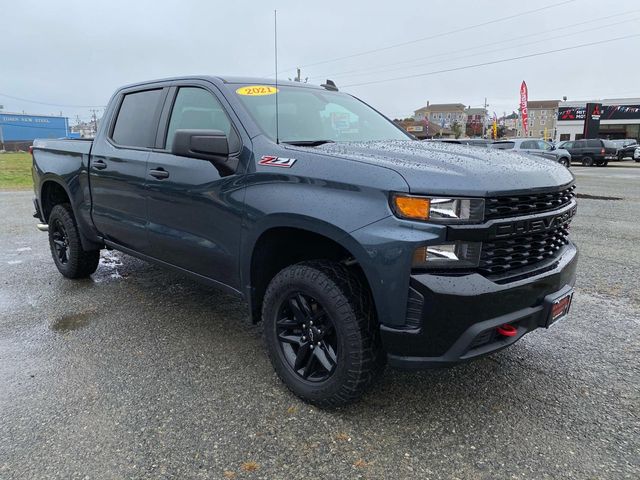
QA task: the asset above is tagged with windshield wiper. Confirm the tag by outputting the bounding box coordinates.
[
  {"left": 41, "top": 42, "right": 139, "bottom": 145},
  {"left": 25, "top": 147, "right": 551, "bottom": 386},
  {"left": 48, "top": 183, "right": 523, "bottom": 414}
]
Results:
[{"left": 282, "top": 140, "right": 335, "bottom": 147}]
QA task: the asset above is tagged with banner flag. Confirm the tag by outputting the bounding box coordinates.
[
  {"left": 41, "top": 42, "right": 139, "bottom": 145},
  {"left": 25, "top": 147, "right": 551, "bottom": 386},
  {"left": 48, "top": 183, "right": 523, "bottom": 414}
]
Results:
[{"left": 520, "top": 81, "right": 529, "bottom": 137}]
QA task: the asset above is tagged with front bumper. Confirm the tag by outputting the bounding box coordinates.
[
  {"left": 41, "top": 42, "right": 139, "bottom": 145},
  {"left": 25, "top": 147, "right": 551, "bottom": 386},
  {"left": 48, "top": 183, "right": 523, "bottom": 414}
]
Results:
[{"left": 381, "top": 243, "right": 578, "bottom": 369}]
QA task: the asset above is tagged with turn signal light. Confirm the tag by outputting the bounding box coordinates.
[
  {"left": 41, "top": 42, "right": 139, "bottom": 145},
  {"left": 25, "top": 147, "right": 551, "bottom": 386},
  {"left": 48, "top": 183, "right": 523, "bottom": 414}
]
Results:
[{"left": 391, "top": 195, "right": 430, "bottom": 221}]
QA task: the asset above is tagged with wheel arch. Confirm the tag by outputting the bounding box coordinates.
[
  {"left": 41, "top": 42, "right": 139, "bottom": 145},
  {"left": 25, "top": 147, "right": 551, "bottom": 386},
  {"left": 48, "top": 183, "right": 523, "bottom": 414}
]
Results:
[
  {"left": 242, "top": 215, "right": 381, "bottom": 325},
  {"left": 39, "top": 176, "right": 103, "bottom": 251}
]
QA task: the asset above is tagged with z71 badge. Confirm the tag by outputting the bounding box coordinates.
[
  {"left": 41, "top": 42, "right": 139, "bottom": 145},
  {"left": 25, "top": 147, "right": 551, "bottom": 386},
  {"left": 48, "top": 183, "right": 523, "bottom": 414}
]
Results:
[{"left": 258, "top": 156, "right": 297, "bottom": 168}]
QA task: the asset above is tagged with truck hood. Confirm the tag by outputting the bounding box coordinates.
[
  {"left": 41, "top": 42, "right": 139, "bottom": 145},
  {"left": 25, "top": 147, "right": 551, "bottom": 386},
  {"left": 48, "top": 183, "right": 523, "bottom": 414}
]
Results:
[{"left": 305, "top": 140, "right": 574, "bottom": 196}]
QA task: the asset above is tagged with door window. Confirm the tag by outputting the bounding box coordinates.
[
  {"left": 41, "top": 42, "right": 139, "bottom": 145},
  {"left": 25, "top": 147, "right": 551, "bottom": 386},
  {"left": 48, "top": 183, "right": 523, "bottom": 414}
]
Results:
[
  {"left": 586, "top": 139, "right": 601, "bottom": 148},
  {"left": 111, "top": 89, "right": 163, "bottom": 148},
  {"left": 166, "top": 87, "right": 233, "bottom": 151}
]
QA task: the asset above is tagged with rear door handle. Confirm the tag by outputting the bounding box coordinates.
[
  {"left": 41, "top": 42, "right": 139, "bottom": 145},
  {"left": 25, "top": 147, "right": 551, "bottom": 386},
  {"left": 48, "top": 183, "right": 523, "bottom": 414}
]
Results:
[
  {"left": 149, "top": 168, "right": 170, "bottom": 179},
  {"left": 93, "top": 159, "right": 107, "bottom": 170}
]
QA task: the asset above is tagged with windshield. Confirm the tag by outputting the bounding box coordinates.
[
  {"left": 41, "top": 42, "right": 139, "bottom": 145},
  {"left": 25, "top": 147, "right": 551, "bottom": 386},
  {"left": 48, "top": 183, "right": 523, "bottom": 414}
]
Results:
[{"left": 233, "top": 84, "right": 410, "bottom": 143}]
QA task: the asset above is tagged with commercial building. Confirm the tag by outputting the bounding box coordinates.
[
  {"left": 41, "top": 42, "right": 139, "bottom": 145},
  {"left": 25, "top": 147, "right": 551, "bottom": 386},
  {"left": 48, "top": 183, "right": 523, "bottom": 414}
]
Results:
[
  {"left": 555, "top": 98, "right": 640, "bottom": 141},
  {"left": 0, "top": 112, "right": 69, "bottom": 150},
  {"left": 465, "top": 107, "right": 488, "bottom": 137},
  {"left": 413, "top": 103, "right": 467, "bottom": 138},
  {"left": 516, "top": 100, "right": 559, "bottom": 140}
]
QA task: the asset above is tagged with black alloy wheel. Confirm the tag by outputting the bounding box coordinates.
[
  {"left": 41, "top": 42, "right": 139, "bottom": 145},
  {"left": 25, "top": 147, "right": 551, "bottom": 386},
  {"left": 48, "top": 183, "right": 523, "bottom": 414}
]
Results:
[
  {"left": 262, "top": 260, "right": 385, "bottom": 408},
  {"left": 50, "top": 218, "right": 70, "bottom": 265},
  {"left": 276, "top": 292, "right": 338, "bottom": 382},
  {"left": 47, "top": 203, "right": 100, "bottom": 278}
]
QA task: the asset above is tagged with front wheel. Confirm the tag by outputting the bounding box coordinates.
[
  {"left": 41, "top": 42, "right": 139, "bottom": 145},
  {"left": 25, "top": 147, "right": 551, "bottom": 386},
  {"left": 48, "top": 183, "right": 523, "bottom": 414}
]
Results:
[
  {"left": 48, "top": 204, "right": 100, "bottom": 279},
  {"left": 581, "top": 156, "right": 594, "bottom": 167},
  {"left": 262, "top": 261, "right": 385, "bottom": 408},
  {"left": 559, "top": 157, "right": 570, "bottom": 168}
]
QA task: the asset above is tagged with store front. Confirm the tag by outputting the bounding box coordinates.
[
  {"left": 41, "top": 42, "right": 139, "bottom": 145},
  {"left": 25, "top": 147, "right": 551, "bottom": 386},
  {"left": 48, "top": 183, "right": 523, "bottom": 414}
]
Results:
[{"left": 556, "top": 100, "right": 640, "bottom": 141}]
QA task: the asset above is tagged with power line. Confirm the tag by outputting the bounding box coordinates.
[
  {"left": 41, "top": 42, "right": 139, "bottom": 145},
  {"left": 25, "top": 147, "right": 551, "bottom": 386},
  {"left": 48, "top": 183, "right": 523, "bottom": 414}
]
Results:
[
  {"left": 278, "top": 0, "right": 576, "bottom": 73},
  {"left": 318, "top": 9, "right": 640, "bottom": 79},
  {"left": 330, "top": 16, "right": 640, "bottom": 81},
  {"left": 343, "top": 34, "right": 640, "bottom": 88},
  {"left": 0, "top": 92, "right": 105, "bottom": 108}
]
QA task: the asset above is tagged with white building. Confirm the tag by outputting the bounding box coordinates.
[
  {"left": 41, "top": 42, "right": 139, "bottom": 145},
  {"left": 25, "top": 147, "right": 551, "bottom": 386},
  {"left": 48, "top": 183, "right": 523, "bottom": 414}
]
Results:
[{"left": 555, "top": 98, "right": 640, "bottom": 142}]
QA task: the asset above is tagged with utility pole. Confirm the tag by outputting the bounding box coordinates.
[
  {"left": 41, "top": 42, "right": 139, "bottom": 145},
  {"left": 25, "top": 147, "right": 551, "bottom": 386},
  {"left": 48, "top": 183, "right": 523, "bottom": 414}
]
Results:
[
  {"left": 89, "top": 109, "right": 99, "bottom": 135},
  {"left": 483, "top": 98, "right": 489, "bottom": 138}
]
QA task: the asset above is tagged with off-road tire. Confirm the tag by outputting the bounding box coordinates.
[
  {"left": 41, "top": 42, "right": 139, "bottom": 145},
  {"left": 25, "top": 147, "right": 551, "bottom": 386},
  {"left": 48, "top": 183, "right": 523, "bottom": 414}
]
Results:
[
  {"left": 48, "top": 204, "right": 100, "bottom": 279},
  {"left": 262, "top": 260, "right": 385, "bottom": 408}
]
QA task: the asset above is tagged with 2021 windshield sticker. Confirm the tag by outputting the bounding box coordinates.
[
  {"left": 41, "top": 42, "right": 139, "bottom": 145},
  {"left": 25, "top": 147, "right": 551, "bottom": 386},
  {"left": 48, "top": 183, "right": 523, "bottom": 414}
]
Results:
[{"left": 236, "top": 85, "right": 279, "bottom": 96}]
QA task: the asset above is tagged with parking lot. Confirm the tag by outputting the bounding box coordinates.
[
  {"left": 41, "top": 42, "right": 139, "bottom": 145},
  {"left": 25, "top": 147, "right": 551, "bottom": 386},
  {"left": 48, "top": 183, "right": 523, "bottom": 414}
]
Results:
[{"left": 1, "top": 165, "right": 638, "bottom": 479}]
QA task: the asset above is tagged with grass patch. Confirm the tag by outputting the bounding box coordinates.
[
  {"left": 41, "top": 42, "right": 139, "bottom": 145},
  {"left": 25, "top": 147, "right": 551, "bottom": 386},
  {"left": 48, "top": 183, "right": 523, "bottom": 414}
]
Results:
[{"left": 0, "top": 152, "right": 33, "bottom": 190}]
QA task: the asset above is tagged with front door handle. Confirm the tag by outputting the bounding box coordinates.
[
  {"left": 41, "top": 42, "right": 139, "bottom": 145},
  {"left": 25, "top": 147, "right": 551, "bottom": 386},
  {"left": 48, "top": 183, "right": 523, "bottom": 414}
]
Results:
[
  {"left": 93, "top": 159, "right": 107, "bottom": 170},
  {"left": 149, "top": 168, "right": 170, "bottom": 179}
]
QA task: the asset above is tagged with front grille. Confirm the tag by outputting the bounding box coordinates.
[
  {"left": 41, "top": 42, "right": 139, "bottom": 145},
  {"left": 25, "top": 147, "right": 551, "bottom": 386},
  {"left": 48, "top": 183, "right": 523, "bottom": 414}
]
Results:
[
  {"left": 479, "top": 222, "right": 571, "bottom": 275},
  {"left": 485, "top": 185, "right": 576, "bottom": 220}
]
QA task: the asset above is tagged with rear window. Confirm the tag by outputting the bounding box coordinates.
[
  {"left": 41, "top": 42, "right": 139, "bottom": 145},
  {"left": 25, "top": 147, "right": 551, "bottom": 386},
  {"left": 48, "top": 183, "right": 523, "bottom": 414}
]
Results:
[
  {"left": 112, "top": 89, "right": 163, "bottom": 148},
  {"left": 491, "top": 142, "right": 514, "bottom": 150}
]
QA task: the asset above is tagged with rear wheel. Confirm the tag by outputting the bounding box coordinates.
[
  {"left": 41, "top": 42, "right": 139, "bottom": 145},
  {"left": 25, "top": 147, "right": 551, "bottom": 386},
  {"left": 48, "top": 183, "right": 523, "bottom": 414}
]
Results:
[
  {"left": 581, "top": 156, "right": 594, "bottom": 167},
  {"left": 48, "top": 204, "right": 100, "bottom": 278},
  {"left": 262, "top": 260, "right": 385, "bottom": 408}
]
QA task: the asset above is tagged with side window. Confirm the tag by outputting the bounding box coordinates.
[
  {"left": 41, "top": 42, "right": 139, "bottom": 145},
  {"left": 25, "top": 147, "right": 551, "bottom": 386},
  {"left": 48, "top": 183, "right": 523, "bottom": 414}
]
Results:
[
  {"left": 521, "top": 140, "right": 535, "bottom": 149},
  {"left": 166, "top": 87, "right": 233, "bottom": 151},
  {"left": 112, "top": 89, "right": 163, "bottom": 147},
  {"left": 563, "top": 142, "right": 574, "bottom": 149},
  {"left": 586, "top": 139, "right": 601, "bottom": 148},
  {"left": 575, "top": 140, "right": 586, "bottom": 148}
]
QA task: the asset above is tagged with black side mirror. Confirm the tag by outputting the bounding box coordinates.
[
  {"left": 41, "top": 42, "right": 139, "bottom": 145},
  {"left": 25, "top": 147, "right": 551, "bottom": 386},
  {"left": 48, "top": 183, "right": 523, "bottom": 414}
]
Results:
[{"left": 171, "top": 129, "right": 238, "bottom": 176}]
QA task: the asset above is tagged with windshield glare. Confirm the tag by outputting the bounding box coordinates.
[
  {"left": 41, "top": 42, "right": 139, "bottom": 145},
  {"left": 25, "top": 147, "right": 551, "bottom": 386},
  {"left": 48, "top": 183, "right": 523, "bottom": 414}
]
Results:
[{"left": 233, "top": 85, "right": 410, "bottom": 143}]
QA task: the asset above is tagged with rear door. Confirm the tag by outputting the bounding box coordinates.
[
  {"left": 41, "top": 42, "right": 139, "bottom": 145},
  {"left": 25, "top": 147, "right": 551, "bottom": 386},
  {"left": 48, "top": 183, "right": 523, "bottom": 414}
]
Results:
[
  {"left": 571, "top": 140, "right": 585, "bottom": 159},
  {"left": 90, "top": 87, "right": 167, "bottom": 252},
  {"left": 145, "top": 83, "right": 247, "bottom": 290}
]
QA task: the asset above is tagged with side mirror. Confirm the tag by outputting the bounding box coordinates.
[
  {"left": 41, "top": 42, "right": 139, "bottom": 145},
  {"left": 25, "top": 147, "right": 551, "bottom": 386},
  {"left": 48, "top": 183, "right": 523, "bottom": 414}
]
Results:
[{"left": 171, "top": 129, "right": 238, "bottom": 176}]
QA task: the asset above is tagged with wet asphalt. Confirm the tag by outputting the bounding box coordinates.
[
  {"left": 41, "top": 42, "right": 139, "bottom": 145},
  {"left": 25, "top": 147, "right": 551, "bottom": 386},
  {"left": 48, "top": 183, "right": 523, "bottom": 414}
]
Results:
[{"left": 0, "top": 165, "right": 638, "bottom": 479}]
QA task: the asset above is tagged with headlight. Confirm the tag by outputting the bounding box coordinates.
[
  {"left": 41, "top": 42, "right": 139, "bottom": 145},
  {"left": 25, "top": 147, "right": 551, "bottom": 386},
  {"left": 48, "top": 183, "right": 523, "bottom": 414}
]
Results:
[
  {"left": 391, "top": 194, "right": 484, "bottom": 223},
  {"left": 412, "top": 241, "right": 481, "bottom": 269}
]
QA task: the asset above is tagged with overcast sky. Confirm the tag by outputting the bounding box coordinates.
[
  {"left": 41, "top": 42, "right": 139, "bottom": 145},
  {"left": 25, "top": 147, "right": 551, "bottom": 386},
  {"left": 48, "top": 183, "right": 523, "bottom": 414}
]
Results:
[{"left": 1, "top": 0, "right": 639, "bottom": 122}]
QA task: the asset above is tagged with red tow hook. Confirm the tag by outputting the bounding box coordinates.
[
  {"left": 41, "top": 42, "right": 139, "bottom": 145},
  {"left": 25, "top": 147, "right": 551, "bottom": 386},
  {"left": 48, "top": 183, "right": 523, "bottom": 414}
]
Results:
[{"left": 496, "top": 324, "right": 517, "bottom": 337}]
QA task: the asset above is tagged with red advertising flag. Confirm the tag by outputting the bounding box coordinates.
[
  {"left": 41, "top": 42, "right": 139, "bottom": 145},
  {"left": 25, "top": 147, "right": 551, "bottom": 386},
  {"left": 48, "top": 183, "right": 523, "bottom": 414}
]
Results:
[{"left": 520, "top": 81, "right": 529, "bottom": 137}]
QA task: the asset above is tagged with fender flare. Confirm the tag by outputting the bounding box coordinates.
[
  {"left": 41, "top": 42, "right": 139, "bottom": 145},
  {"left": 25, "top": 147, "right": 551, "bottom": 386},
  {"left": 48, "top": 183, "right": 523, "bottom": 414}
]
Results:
[{"left": 240, "top": 213, "right": 384, "bottom": 321}]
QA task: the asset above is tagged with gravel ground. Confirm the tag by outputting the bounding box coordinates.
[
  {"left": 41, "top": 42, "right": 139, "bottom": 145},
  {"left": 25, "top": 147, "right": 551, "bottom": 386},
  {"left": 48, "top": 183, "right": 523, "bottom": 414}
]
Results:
[{"left": 0, "top": 166, "right": 638, "bottom": 479}]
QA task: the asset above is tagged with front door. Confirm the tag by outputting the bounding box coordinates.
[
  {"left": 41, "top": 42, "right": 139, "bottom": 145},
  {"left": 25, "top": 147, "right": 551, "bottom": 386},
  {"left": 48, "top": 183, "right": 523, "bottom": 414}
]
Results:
[
  {"left": 90, "top": 87, "right": 166, "bottom": 253},
  {"left": 145, "top": 86, "right": 246, "bottom": 289}
]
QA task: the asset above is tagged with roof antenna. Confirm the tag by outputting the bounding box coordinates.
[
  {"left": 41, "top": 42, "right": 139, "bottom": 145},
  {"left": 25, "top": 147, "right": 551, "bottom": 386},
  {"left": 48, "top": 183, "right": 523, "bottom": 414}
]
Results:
[{"left": 274, "top": 9, "right": 280, "bottom": 145}]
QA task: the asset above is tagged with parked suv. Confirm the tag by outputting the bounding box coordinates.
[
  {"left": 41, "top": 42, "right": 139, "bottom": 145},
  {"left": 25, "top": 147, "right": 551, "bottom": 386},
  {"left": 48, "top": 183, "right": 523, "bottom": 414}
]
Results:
[
  {"left": 611, "top": 139, "right": 639, "bottom": 160},
  {"left": 560, "top": 139, "right": 617, "bottom": 166},
  {"left": 490, "top": 138, "right": 571, "bottom": 167}
]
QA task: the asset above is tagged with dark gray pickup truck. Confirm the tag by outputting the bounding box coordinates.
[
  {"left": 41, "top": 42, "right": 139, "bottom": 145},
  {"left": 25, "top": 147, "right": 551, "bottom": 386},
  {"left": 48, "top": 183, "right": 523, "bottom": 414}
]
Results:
[{"left": 32, "top": 76, "right": 578, "bottom": 407}]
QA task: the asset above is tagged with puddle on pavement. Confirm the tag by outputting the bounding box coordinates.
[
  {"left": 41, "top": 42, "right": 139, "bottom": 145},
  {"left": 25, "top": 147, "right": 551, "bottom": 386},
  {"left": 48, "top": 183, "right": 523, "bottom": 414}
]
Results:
[{"left": 51, "top": 312, "right": 93, "bottom": 332}]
